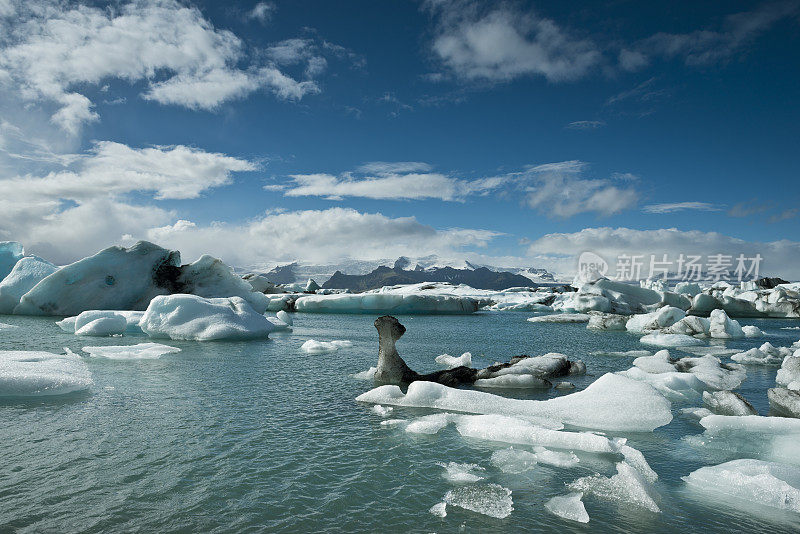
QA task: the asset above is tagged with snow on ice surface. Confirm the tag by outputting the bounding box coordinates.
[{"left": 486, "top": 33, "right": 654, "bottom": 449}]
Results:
[
  {"left": 139, "top": 294, "right": 275, "bottom": 341},
  {"left": 527, "top": 313, "right": 589, "bottom": 323},
  {"left": 443, "top": 483, "right": 513, "bottom": 519},
  {"left": 569, "top": 461, "right": 661, "bottom": 513},
  {"left": 14, "top": 241, "right": 179, "bottom": 316},
  {"left": 300, "top": 339, "right": 353, "bottom": 354},
  {"left": 683, "top": 459, "right": 800, "bottom": 513},
  {"left": 437, "top": 461, "right": 485, "bottom": 483},
  {"left": 294, "top": 291, "right": 479, "bottom": 315},
  {"left": 435, "top": 352, "right": 472, "bottom": 369},
  {"left": 639, "top": 333, "right": 704, "bottom": 347},
  {"left": 544, "top": 492, "right": 590, "bottom": 523},
  {"left": 0, "top": 256, "right": 58, "bottom": 314},
  {"left": 175, "top": 254, "right": 270, "bottom": 314},
  {"left": 82, "top": 343, "right": 181, "bottom": 360},
  {"left": 357, "top": 373, "right": 673, "bottom": 432},
  {"left": 0, "top": 350, "right": 92, "bottom": 397}
]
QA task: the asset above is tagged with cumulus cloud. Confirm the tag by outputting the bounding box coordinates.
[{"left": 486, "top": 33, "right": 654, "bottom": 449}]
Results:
[
  {"left": 0, "top": 0, "right": 327, "bottom": 133},
  {"left": 527, "top": 227, "right": 800, "bottom": 279},
  {"left": 274, "top": 164, "right": 506, "bottom": 201},
  {"left": 522, "top": 162, "right": 640, "bottom": 217},
  {"left": 140, "top": 207, "right": 502, "bottom": 267},
  {"left": 643, "top": 202, "right": 723, "bottom": 214},
  {"left": 425, "top": 0, "right": 601, "bottom": 83},
  {"left": 630, "top": 2, "right": 799, "bottom": 68},
  {"left": 248, "top": 2, "right": 276, "bottom": 23}
]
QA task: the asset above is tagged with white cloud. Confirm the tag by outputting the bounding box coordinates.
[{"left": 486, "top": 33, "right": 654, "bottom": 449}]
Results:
[
  {"left": 635, "top": 2, "right": 799, "bottom": 67},
  {"left": 565, "top": 120, "right": 605, "bottom": 130},
  {"left": 248, "top": 2, "right": 276, "bottom": 24},
  {"left": 0, "top": 0, "right": 323, "bottom": 133},
  {"left": 522, "top": 162, "right": 639, "bottom": 217},
  {"left": 527, "top": 227, "right": 800, "bottom": 280},
  {"left": 356, "top": 161, "right": 433, "bottom": 174},
  {"left": 426, "top": 0, "right": 601, "bottom": 83},
  {"left": 643, "top": 202, "right": 723, "bottom": 214},
  {"left": 141, "top": 207, "right": 502, "bottom": 267}
]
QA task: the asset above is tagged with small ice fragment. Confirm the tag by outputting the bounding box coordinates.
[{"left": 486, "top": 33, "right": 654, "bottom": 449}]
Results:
[
  {"left": 82, "top": 342, "right": 180, "bottom": 360},
  {"left": 437, "top": 462, "right": 485, "bottom": 483},
  {"left": 300, "top": 339, "right": 353, "bottom": 354},
  {"left": 544, "top": 492, "right": 589, "bottom": 523},
  {"left": 429, "top": 502, "right": 447, "bottom": 518},
  {"left": 435, "top": 352, "right": 472, "bottom": 369},
  {"left": 371, "top": 404, "right": 393, "bottom": 417},
  {"left": 533, "top": 446, "right": 580, "bottom": 468},
  {"left": 443, "top": 483, "right": 513, "bottom": 519},
  {"left": 352, "top": 367, "right": 377, "bottom": 380},
  {"left": 490, "top": 447, "right": 537, "bottom": 474}
]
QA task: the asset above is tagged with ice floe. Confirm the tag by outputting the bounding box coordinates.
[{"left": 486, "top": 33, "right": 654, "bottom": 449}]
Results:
[
  {"left": 569, "top": 461, "right": 661, "bottom": 513},
  {"left": 74, "top": 313, "right": 127, "bottom": 336},
  {"left": 639, "top": 333, "right": 703, "bottom": 347},
  {"left": 626, "top": 307, "right": 686, "bottom": 333},
  {"left": 702, "top": 390, "right": 757, "bottom": 416},
  {"left": 776, "top": 351, "right": 800, "bottom": 390},
  {"left": 683, "top": 459, "right": 800, "bottom": 513},
  {"left": 490, "top": 447, "right": 538, "bottom": 473},
  {"left": 443, "top": 483, "right": 513, "bottom": 519},
  {"left": 767, "top": 388, "right": 800, "bottom": 418},
  {"left": 587, "top": 313, "right": 628, "bottom": 331},
  {"left": 357, "top": 373, "right": 673, "bottom": 432},
  {"left": 371, "top": 404, "right": 393, "bottom": 417},
  {"left": 544, "top": 492, "right": 589, "bottom": 523},
  {"left": 82, "top": 342, "right": 181, "bottom": 359},
  {"left": 139, "top": 294, "right": 275, "bottom": 341},
  {"left": 293, "top": 286, "right": 480, "bottom": 314},
  {"left": 437, "top": 461, "right": 485, "bottom": 483},
  {"left": 435, "top": 352, "right": 472, "bottom": 369},
  {"left": 0, "top": 350, "right": 92, "bottom": 397},
  {"left": 527, "top": 313, "right": 589, "bottom": 323},
  {"left": 686, "top": 414, "right": 800, "bottom": 464},
  {"left": 731, "top": 341, "right": 794, "bottom": 365},
  {"left": 300, "top": 339, "right": 353, "bottom": 354},
  {"left": 428, "top": 502, "right": 447, "bottom": 517}
]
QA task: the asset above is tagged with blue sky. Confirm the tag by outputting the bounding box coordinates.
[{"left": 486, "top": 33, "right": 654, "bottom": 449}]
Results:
[{"left": 0, "top": 0, "right": 798, "bottom": 277}]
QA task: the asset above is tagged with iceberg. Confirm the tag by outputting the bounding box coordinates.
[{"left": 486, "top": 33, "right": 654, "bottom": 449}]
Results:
[
  {"left": 0, "top": 350, "right": 92, "bottom": 397},
  {"left": 683, "top": 459, "right": 800, "bottom": 513},
  {"left": 639, "top": 333, "right": 703, "bottom": 347},
  {"left": 702, "top": 390, "right": 757, "bottom": 416},
  {"left": 0, "top": 256, "right": 58, "bottom": 314},
  {"left": 139, "top": 294, "right": 275, "bottom": 341},
  {"left": 173, "top": 254, "right": 269, "bottom": 314},
  {"left": 0, "top": 241, "right": 24, "bottom": 281},
  {"left": 768, "top": 388, "right": 800, "bottom": 418},
  {"left": 587, "top": 313, "right": 628, "bottom": 331},
  {"left": 357, "top": 373, "right": 673, "bottom": 432},
  {"left": 300, "top": 339, "right": 353, "bottom": 354},
  {"left": 435, "top": 352, "right": 472, "bottom": 369},
  {"left": 75, "top": 313, "right": 127, "bottom": 336},
  {"left": 82, "top": 342, "right": 181, "bottom": 359},
  {"left": 626, "top": 307, "right": 686, "bottom": 333},
  {"left": 776, "top": 352, "right": 800, "bottom": 390},
  {"left": 58, "top": 310, "right": 145, "bottom": 335},
  {"left": 732, "top": 342, "right": 794, "bottom": 365}
]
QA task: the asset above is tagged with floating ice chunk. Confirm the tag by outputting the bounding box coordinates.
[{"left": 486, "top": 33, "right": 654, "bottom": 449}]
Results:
[
  {"left": 490, "top": 447, "right": 538, "bottom": 473},
  {"left": 405, "top": 413, "right": 456, "bottom": 434},
  {"left": 569, "top": 461, "right": 660, "bottom": 513},
  {"left": 626, "top": 307, "right": 686, "bottom": 333},
  {"left": 139, "top": 294, "right": 275, "bottom": 341},
  {"left": 683, "top": 459, "right": 800, "bottom": 513},
  {"left": 776, "top": 354, "right": 800, "bottom": 390},
  {"left": 380, "top": 419, "right": 406, "bottom": 427},
  {"left": 700, "top": 414, "right": 800, "bottom": 435},
  {"left": 438, "top": 462, "right": 485, "bottom": 483},
  {"left": 592, "top": 350, "right": 652, "bottom": 358},
  {"left": 680, "top": 407, "right": 714, "bottom": 419},
  {"left": 474, "top": 374, "right": 552, "bottom": 389},
  {"left": 742, "top": 325, "right": 763, "bottom": 337},
  {"left": 709, "top": 309, "right": 745, "bottom": 339},
  {"left": 675, "top": 282, "right": 702, "bottom": 297},
  {"left": 587, "top": 313, "right": 628, "bottom": 330},
  {"left": 429, "top": 502, "right": 447, "bottom": 517},
  {"left": 300, "top": 339, "right": 353, "bottom": 354},
  {"left": 615, "top": 442, "right": 658, "bottom": 483},
  {"left": 173, "top": 254, "right": 270, "bottom": 314},
  {"left": 82, "top": 342, "right": 180, "bottom": 360},
  {"left": 0, "top": 256, "right": 58, "bottom": 314},
  {"left": 544, "top": 492, "right": 590, "bottom": 523},
  {"left": 357, "top": 373, "right": 673, "bottom": 432},
  {"left": 443, "top": 483, "right": 513, "bottom": 519},
  {"left": 435, "top": 352, "right": 472, "bottom": 369},
  {"left": 455, "top": 415, "right": 618, "bottom": 454},
  {"left": 675, "top": 345, "right": 741, "bottom": 357},
  {"left": 56, "top": 316, "right": 76, "bottom": 332},
  {"left": 665, "top": 315, "right": 711, "bottom": 337},
  {"left": 276, "top": 310, "right": 293, "bottom": 326},
  {"left": 527, "top": 313, "right": 589, "bottom": 323},
  {"left": 533, "top": 446, "right": 580, "bottom": 468},
  {"left": 768, "top": 388, "right": 800, "bottom": 418},
  {"left": 633, "top": 350, "right": 676, "bottom": 374},
  {"left": 75, "top": 313, "right": 127, "bottom": 336},
  {"left": 619, "top": 367, "right": 707, "bottom": 402},
  {"left": 702, "top": 390, "right": 757, "bottom": 416},
  {"left": 371, "top": 404, "right": 393, "bottom": 417},
  {"left": 731, "top": 343, "right": 787, "bottom": 365},
  {"left": 60, "top": 310, "right": 144, "bottom": 334},
  {"left": 0, "top": 241, "right": 24, "bottom": 281},
  {"left": 266, "top": 316, "right": 292, "bottom": 331},
  {"left": 0, "top": 350, "right": 92, "bottom": 397},
  {"left": 294, "top": 292, "right": 479, "bottom": 315},
  {"left": 677, "top": 355, "right": 746, "bottom": 391},
  {"left": 639, "top": 333, "right": 703, "bottom": 347},
  {"left": 352, "top": 367, "right": 377, "bottom": 380},
  {"left": 555, "top": 381, "right": 574, "bottom": 390}
]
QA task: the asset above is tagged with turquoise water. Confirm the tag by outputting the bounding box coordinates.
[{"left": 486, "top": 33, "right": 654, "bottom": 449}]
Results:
[{"left": 1, "top": 312, "right": 800, "bottom": 533}]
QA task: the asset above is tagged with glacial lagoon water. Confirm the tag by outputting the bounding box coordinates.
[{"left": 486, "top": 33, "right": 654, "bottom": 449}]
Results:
[{"left": 2, "top": 312, "right": 800, "bottom": 533}]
